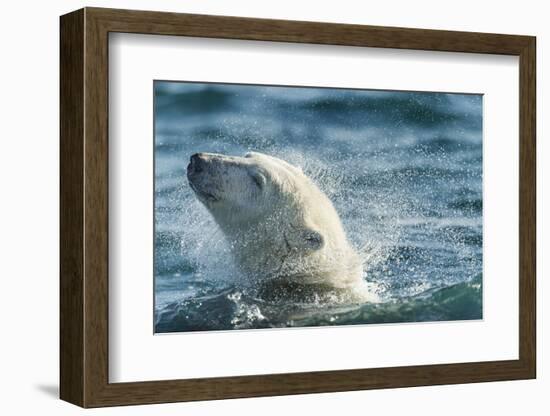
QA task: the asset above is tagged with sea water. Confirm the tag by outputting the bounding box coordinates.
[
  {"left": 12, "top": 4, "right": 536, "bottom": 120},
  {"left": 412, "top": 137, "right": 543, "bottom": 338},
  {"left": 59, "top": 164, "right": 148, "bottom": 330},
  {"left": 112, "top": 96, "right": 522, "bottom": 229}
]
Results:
[{"left": 153, "top": 81, "right": 483, "bottom": 333}]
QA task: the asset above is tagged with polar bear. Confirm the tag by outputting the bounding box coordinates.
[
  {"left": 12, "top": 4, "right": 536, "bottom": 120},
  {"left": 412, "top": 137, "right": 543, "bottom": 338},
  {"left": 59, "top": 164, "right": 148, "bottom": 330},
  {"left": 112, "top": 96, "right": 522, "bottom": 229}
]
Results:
[{"left": 186, "top": 151, "right": 367, "bottom": 300}]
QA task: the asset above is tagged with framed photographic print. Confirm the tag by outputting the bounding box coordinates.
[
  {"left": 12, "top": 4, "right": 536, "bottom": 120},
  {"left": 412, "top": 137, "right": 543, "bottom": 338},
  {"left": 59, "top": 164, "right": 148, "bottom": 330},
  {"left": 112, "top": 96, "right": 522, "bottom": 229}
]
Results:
[{"left": 60, "top": 7, "right": 536, "bottom": 407}]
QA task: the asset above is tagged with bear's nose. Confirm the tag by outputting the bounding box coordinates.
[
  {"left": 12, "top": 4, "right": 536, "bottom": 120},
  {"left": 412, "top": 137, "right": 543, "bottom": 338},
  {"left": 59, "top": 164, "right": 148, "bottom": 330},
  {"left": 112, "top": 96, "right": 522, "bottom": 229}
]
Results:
[{"left": 188, "top": 153, "right": 206, "bottom": 174}]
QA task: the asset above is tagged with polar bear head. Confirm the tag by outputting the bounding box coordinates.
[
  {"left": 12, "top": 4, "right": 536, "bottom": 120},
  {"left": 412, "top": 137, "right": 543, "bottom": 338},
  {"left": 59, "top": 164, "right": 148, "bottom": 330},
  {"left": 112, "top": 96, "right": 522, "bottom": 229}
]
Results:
[
  {"left": 186, "top": 151, "right": 362, "bottom": 288},
  {"left": 187, "top": 151, "right": 326, "bottom": 251}
]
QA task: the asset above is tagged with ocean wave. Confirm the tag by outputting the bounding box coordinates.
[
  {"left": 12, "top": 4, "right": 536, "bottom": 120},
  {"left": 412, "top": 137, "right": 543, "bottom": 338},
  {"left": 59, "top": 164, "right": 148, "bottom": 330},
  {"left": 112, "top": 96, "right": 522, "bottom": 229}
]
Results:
[{"left": 154, "top": 274, "right": 482, "bottom": 333}]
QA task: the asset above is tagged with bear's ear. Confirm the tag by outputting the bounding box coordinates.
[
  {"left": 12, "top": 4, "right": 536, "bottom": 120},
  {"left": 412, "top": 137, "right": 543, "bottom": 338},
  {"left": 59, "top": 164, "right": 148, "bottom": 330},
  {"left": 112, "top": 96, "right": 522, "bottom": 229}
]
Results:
[
  {"left": 302, "top": 229, "right": 324, "bottom": 250},
  {"left": 287, "top": 227, "right": 324, "bottom": 251}
]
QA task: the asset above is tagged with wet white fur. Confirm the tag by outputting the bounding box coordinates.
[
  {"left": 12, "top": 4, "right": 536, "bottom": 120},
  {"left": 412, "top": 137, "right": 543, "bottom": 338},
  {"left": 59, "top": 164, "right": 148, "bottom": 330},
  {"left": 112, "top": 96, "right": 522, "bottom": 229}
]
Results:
[{"left": 188, "top": 151, "right": 369, "bottom": 298}]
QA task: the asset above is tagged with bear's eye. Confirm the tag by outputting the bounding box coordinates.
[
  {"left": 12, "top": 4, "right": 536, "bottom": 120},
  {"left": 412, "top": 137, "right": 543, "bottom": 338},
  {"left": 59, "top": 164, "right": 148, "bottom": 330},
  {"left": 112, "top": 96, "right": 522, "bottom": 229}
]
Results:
[{"left": 250, "top": 172, "right": 265, "bottom": 190}]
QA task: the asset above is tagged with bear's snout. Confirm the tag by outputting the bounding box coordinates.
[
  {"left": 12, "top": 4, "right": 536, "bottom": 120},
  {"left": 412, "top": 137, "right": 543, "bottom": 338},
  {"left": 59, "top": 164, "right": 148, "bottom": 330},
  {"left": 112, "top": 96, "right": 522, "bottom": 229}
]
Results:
[{"left": 188, "top": 153, "right": 208, "bottom": 175}]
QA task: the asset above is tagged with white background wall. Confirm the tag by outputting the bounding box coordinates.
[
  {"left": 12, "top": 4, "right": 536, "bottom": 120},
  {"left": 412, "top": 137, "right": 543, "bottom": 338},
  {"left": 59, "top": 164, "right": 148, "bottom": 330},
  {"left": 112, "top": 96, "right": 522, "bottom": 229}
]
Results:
[{"left": 0, "top": 0, "right": 545, "bottom": 414}]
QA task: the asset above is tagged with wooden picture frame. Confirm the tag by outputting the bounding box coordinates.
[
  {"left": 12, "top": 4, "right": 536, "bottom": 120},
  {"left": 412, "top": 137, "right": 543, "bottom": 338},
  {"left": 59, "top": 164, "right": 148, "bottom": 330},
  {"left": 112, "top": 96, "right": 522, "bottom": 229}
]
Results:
[{"left": 60, "top": 7, "right": 536, "bottom": 408}]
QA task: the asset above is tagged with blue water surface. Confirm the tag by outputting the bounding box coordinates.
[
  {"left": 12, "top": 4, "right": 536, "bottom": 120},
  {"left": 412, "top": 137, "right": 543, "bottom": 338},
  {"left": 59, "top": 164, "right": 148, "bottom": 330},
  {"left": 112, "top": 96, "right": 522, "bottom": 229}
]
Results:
[{"left": 153, "top": 81, "right": 483, "bottom": 333}]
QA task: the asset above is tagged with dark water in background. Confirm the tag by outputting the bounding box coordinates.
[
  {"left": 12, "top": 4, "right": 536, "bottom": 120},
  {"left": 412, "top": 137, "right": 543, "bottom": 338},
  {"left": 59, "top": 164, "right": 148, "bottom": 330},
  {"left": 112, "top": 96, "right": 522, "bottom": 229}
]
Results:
[{"left": 153, "top": 81, "right": 483, "bottom": 333}]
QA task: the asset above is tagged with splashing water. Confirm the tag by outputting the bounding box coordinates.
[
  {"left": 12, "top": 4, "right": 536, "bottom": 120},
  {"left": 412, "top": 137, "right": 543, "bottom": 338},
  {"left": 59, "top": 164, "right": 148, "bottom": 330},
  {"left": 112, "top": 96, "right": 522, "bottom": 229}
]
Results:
[{"left": 154, "top": 82, "right": 483, "bottom": 333}]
